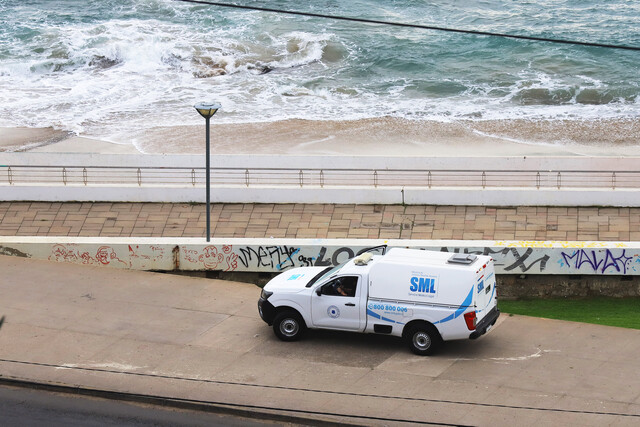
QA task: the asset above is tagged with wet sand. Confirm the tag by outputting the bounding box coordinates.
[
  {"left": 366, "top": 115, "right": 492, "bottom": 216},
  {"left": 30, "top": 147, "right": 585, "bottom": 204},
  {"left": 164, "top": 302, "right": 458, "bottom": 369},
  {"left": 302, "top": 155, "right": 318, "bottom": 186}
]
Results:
[
  {"left": 2, "top": 117, "right": 639, "bottom": 157},
  {"left": 0, "top": 127, "right": 139, "bottom": 154},
  {"left": 0, "top": 127, "right": 71, "bottom": 152}
]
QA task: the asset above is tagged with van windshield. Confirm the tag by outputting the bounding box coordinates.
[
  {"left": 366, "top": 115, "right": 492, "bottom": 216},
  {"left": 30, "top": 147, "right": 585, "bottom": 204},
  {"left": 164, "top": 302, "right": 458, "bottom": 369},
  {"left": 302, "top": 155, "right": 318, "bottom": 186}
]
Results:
[{"left": 305, "top": 261, "right": 347, "bottom": 288}]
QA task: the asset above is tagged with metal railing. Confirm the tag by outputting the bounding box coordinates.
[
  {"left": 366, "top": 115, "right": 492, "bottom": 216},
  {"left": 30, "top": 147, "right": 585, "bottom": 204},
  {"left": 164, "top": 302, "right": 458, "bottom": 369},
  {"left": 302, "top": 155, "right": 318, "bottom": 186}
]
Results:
[{"left": 2, "top": 165, "right": 640, "bottom": 190}]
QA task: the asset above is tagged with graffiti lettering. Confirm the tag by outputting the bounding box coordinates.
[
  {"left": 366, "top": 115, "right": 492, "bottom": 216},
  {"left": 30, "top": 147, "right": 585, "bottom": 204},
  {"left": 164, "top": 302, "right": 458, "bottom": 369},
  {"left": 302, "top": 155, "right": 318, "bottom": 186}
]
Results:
[
  {"left": 298, "top": 254, "right": 315, "bottom": 267},
  {"left": 50, "top": 244, "right": 80, "bottom": 263},
  {"left": 440, "top": 247, "right": 549, "bottom": 273},
  {"left": 183, "top": 248, "right": 200, "bottom": 264},
  {"left": 503, "top": 248, "right": 550, "bottom": 273},
  {"left": 314, "top": 247, "right": 332, "bottom": 267},
  {"left": 560, "top": 249, "right": 633, "bottom": 274},
  {"left": 331, "top": 247, "right": 354, "bottom": 265},
  {"left": 237, "top": 245, "right": 300, "bottom": 271},
  {"left": 49, "top": 244, "right": 128, "bottom": 267},
  {"left": 4, "top": 242, "right": 635, "bottom": 276}
]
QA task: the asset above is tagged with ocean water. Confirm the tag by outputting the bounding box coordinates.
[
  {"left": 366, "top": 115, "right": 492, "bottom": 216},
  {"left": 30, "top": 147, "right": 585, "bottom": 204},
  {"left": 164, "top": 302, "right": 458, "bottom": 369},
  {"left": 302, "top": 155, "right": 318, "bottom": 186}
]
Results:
[{"left": 0, "top": 0, "right": 639, "bottom": 143}]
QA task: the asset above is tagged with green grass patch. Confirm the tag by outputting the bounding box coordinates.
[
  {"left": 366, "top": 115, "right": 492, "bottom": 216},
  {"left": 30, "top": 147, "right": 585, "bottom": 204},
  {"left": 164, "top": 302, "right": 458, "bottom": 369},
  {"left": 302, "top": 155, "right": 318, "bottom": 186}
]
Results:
[{"left": 499, "top": 297, "right": 640, "bottom": 329}]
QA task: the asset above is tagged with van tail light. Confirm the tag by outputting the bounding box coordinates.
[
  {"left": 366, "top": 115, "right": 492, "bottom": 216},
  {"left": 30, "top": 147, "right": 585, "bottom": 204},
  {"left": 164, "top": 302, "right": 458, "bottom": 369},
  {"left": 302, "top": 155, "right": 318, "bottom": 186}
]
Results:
[{"left": 464, "top": 311, "right": 477, "bottom": 330}]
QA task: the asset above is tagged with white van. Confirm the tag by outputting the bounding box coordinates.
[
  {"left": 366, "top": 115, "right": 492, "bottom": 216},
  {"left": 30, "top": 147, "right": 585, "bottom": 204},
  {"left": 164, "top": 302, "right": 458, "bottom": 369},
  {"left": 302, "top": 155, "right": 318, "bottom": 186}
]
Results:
[{"left": 258, "top": 247, "right": 499, "bottom": 355}]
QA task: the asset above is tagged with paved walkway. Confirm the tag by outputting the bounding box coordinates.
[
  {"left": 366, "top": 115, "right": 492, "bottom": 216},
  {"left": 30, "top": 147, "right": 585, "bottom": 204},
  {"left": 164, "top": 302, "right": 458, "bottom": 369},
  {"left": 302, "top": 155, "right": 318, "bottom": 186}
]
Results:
[
  {"left": 0, "top": 202, "right": 638, "bottom": 241},
  {"left": 2, "top": 255, "right": 639, "bottom": 425}
]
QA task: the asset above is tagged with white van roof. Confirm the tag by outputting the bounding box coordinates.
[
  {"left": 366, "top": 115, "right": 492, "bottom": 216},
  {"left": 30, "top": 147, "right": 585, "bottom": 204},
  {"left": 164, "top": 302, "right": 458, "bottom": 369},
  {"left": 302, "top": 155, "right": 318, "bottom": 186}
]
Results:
[
  {"left": 338, "top": 247, "right": 489, "bottom": 277},
  {"left": 383, "top": 247, "right": 487, "bottom": 268}
]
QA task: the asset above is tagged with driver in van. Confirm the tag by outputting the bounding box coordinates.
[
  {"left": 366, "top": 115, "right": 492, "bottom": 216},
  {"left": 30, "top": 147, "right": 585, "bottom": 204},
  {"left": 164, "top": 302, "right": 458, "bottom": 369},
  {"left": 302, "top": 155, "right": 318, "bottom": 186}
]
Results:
[{"left": 335, "top": 279, "right": 348, "bottom": 296}]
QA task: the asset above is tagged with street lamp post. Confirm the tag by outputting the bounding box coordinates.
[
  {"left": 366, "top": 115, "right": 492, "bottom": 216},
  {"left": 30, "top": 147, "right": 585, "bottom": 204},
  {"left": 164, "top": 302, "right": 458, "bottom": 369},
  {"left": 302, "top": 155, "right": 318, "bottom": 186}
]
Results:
[{"left": 194, "top": 102, "right": 221, "bottom": 242}]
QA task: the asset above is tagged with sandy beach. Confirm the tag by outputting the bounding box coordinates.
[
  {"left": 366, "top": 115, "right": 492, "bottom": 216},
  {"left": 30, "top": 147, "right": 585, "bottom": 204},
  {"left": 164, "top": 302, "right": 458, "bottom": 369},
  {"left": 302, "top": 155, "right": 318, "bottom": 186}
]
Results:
[
  {"left": 1, "top": 118, "right": 639, "bottom": 157},
  {"left": 0, "top": 127, "right": 140, "bottom": 154}
]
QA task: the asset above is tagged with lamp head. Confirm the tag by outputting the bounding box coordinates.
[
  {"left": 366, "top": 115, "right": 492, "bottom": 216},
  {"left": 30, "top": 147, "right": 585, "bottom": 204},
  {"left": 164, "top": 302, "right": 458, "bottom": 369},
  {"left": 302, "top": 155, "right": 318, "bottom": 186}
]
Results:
[{"left": 194, "top": 102, "right": 221, "bottom": 119}]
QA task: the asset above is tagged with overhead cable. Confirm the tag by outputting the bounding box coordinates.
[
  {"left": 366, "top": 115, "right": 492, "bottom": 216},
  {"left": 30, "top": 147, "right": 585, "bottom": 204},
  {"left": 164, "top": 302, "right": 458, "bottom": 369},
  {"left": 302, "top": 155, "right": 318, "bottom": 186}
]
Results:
[{"left": 172, "top": 0, "right": 640, "bottom": 51}]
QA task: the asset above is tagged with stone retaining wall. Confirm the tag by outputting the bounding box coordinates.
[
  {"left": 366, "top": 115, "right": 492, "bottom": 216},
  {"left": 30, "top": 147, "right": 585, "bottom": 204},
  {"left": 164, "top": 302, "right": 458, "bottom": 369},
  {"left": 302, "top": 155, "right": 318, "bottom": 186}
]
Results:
[
  {"left": 1, "top": 237, "right": 639, "bottom": 276},
  {"left": 3, "top": 237, "right": 639, "bottom": 297}
]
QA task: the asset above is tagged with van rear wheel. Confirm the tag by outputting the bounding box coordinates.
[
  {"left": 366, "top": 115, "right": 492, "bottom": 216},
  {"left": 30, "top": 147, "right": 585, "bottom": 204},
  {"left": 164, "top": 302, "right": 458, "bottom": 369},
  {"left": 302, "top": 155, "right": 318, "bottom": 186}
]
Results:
[
  {"left": 273, "top": 311, "right": 306, "bottom": 341},
  {"left": 406, "top": 324, "right": 441, "bottom": 356}
]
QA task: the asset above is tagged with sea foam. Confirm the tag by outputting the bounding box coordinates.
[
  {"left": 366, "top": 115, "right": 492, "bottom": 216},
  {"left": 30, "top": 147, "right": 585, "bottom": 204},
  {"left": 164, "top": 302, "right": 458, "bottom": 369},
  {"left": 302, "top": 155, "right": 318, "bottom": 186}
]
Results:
[{"left": 0, "top": 0, "right": 638, "bottom": 145}]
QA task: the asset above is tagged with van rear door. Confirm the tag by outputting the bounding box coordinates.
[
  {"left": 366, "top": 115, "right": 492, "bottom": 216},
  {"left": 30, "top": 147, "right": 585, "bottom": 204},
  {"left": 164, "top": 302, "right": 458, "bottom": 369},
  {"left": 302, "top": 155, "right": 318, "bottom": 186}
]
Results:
[{"left": 475, "top": 259, "right": 497, "bottom": 323}]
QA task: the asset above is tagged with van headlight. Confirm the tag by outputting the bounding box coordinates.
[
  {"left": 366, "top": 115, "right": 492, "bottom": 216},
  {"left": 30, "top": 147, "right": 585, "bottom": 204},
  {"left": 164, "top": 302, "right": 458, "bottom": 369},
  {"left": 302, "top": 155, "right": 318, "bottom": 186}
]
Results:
[{"left": 261, "top": 289, "right": 273, "bottom": 300}]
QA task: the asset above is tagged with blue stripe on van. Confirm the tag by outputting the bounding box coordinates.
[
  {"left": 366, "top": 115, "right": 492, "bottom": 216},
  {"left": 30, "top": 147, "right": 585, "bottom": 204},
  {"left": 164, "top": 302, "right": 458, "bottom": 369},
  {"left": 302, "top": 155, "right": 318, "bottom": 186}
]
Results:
[
  {"left": 367, "top": 309, "right": 381, "bottom": 319},
  {"left": 433, "top": 286, "right": 474, "bottom": 325},
  {"left": 367, "top": 309, "right": 405, "bottom": 325}
]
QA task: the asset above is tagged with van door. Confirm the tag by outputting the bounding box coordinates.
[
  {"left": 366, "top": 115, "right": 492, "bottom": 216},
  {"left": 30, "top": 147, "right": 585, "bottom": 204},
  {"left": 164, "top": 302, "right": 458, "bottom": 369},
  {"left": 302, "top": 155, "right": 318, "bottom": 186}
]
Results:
[
  {"left": 311, "top": 276, "right": 361, "bottom": 331},
  {"left": 475, "top": 261, "right": 497, "bottom": 321}
]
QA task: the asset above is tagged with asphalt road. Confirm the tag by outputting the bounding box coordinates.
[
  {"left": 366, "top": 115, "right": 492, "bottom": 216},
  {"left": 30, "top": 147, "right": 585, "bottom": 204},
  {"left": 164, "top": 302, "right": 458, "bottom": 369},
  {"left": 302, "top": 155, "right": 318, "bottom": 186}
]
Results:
[{"left": 0, "top": 384, "right": 283, "bottom": 427}]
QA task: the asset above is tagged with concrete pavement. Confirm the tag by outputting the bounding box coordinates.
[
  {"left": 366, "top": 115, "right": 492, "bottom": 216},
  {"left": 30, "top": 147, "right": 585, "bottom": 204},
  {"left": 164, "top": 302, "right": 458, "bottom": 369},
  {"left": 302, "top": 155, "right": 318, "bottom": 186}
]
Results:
[
  {"left": 1, "top": 202, "right": 639, "bottom": 241},
  {"left": 1, "top": 255, "right": 638, "bottom": 426}
]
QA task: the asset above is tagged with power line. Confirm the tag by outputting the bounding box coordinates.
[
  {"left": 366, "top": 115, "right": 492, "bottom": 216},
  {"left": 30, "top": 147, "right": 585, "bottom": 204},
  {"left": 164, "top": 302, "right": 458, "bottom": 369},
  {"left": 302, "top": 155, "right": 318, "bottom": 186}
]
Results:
[{"left": 172, "top": 0, "right": 640, "bottom": 51}]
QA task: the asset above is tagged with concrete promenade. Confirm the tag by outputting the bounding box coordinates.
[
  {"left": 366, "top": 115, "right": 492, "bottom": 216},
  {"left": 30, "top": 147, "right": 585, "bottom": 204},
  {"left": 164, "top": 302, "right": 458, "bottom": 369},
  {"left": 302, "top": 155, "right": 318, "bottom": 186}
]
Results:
[
  {"left": 1, "top": 255, "right": 639, "bottom": 426},
  {"left": 1, "top": 202, "right": 639, "bottom": 241}
]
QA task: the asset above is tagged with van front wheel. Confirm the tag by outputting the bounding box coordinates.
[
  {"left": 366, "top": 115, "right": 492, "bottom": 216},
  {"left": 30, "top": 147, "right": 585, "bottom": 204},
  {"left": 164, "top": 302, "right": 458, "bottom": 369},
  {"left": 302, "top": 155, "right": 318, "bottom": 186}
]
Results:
[
  {"left": 406, "top": 324, "right": 441, "bottom": 356},
  {"left": 273, "top": 311, "right": 306, "bottom": 341}
]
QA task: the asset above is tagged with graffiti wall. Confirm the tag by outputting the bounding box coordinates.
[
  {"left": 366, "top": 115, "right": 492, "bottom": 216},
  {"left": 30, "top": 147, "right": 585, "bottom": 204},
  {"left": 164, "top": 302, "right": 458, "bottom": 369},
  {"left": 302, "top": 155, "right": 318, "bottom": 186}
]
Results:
[
  {"left": 1, "top": 239, "right": 639, "bottom": 275},
  {"left": 438, "top": 243, "right": 640, "bottom": 276},
  {"left": 178, "top": 244, "right": 377, "bottom": 271}
]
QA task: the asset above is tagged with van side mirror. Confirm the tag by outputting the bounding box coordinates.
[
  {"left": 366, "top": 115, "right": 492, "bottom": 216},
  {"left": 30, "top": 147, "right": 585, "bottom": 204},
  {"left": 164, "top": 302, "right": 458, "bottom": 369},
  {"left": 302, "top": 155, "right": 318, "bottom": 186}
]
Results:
[{"left": 316, "top": 288, "right": 322, "bottom": 296}]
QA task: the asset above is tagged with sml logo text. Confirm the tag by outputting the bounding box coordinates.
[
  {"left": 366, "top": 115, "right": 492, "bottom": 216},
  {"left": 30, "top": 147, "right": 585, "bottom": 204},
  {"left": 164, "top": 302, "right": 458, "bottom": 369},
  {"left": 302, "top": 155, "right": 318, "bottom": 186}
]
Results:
[{"left": 410, "top": 276, "right": 436, "bottom": 294}]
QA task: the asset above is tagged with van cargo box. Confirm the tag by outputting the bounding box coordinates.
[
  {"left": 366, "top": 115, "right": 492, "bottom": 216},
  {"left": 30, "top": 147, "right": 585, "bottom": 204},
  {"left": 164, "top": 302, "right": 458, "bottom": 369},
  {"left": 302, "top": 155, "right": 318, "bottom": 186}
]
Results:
[{"left": 367, "top": 248, "right": 490, "bottom": 306}]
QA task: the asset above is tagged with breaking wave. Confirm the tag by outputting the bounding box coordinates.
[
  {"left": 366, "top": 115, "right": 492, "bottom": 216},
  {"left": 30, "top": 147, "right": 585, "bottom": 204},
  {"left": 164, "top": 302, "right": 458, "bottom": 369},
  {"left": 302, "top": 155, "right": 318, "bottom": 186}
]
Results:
[{"left": 0, "top": 0, "right": 639, "bottom": 142}]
